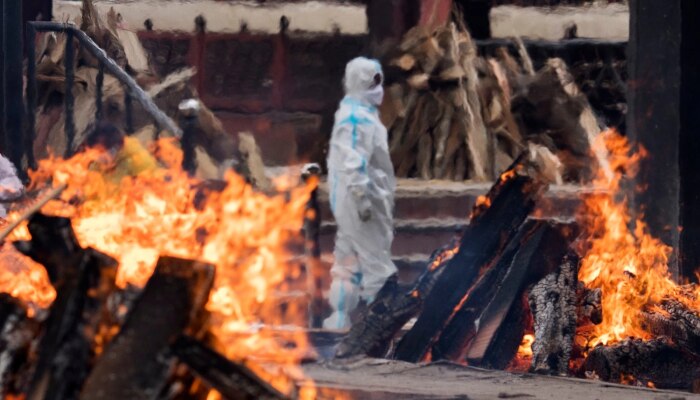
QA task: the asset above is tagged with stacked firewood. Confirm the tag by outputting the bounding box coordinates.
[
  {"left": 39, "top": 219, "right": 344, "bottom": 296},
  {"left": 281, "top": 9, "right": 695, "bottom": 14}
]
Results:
[
  {"left": 31, "top": 0, "right": 261, "bottom": 182},
  {"left": 383, "top": 21, "right": 602, "bottom": 182}
]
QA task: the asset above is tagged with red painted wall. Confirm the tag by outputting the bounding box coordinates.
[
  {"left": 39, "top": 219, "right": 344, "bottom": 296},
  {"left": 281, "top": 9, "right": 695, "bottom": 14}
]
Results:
[{"left": 419, "top": 0, "right": 453, "bottom": 29}]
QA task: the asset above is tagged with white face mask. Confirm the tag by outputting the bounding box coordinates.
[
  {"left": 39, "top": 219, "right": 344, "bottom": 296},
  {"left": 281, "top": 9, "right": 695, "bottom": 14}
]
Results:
[{"left": 364, "top": 85, "right": 384, "bottom": 106}]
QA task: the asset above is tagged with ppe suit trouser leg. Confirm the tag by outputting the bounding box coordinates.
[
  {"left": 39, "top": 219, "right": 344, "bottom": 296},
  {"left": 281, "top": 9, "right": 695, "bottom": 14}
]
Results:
[
  {"left": 324, "top": 230, "right": 361, "bottom": 330},
  {"left": 354, "top": 216, "right": 397, "bottom": 303}
]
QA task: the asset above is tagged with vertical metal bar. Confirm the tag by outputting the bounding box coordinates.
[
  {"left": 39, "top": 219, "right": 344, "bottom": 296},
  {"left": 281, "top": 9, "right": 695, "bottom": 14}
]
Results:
[
  {"left": 4, "top": 0, "right": 26, "bottom": 177},
  {"left": 64, "top": 29, "right": 76, "bottom": 158},
  {"left": 95, "top": 63, "right": 104, "bottom": 121},
  {"left": 124, "top": 90, "right": 133, "bottom": 134},
  {"left": 301, "top": 163, "right": 322, "bottom": 328},
  {"left": 177, "top": 99, "right": 199, "bottom": 175},
  {"left": 25, "top": 23, "right": 38, "bottom": 170},
  {"left": 0, "top": 1, "right": 6, "bottom": 155},
  {"left": 180, "top": 116, "right": 197, "bottom": 175}
]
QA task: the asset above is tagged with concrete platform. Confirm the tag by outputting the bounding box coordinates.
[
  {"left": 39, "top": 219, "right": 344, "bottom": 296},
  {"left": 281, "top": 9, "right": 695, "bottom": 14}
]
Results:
[
  {"left": 303, "top": 358, "right": 699, "bottom": 400},
  {"left": 317, "top": 179, "right": 595, "bottom": 275}
]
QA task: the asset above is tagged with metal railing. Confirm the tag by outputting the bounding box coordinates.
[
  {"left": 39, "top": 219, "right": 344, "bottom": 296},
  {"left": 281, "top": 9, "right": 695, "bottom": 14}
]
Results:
[{"left": 25, "top": 22, "right": 185, "bottom": 169}]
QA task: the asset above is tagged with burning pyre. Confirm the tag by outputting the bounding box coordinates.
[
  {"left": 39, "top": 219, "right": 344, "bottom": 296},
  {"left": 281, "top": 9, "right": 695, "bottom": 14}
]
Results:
[{"left": 1, "top": 138, "right": 318, "bottom": 398}]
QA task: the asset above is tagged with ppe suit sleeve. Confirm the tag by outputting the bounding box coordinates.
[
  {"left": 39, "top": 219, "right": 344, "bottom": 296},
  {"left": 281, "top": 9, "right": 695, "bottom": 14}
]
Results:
[
  {"left": 0, "top": 155, "right": 23, "bottom": 201},
  {"left": 332, "top": 122, "right": 373, "bottom": 195}
]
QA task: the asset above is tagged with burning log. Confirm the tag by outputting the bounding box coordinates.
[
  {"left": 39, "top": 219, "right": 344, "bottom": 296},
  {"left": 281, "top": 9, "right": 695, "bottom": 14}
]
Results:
[
  {"left": 81, "top": 256, "right": 214, "bottom": 400},
  {"left": 172, "top": 335, "right": 289, "bottom": 400},
  {"left": 527, "top": 252, "right": 579, "bottom": 375},
  {"left": 392, "top": 151, "right": 551, "bottom": 363},
  {"left": 0, "top": 183, "right": 67, "bottom": 242},
  {"left": 583, "top": 337, "right": 700, "bottom": 390},
  {"left": 431, "top": 220, "right": 574, "bottom": 365},
  {"left": 640, "top": 298, "right": 700, "bottom": 354},
  {"left": 339, "top": 144, "right": 559, "bottom": 360},
  {"left": 462, "top": 221, "right": 575, "bottom": 369},
  {"left": 20, "top": 214, "right": 117, "bottom": 400}
]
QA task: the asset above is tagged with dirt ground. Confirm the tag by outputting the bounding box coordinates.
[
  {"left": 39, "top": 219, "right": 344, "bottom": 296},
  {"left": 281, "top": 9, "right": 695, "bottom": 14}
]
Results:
[{"left": 303, "top": 358, "right": 698, "bottom": 400}]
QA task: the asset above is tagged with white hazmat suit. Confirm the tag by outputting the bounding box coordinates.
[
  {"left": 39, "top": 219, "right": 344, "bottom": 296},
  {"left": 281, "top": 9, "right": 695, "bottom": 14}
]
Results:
[{"left": 324, "top": 57, "right": 397, "bottom": 330}]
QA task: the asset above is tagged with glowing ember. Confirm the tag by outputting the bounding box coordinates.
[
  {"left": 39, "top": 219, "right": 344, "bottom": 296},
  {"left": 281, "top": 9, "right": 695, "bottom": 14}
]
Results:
[
  {"left": 577, "top": 129, "right": 698, "bottom": 348},
  {"left": 3, "top": 138, "right": 315, "bottom": 395},
  {"left": 517, "top": 334, "right": 534, "bottom": 358}
]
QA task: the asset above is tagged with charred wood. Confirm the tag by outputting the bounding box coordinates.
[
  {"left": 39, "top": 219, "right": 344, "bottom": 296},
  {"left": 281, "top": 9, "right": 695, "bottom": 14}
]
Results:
[
  {"left": 14, "top": 213, "right": 82, "bottom": 283},
  {"left": 432, "top": 219, "right": 543, "bottom": 362},
  {"left": 393, "top": 155, "right": 548, "bottom": 363},
  {"left": 640, "top": 298, "right": 700, "bottom": 354},
  {"left": 583, "top": 337, "right": 700, "bottom": 390},
  {"left": 577, "top": 286, "right": 602, "bottom": 326},
  {"left": 0, "top": 294, "right": 35, "bottom": 398},
  {"left": 172, "top": 335, "right": 289, "bottom": 400},
  {"left": 464, "top": 221, "right": 574, "bottom": 369},
  {"left": 81, "top": 257, "right": 214, "bottom": 400},
  {"left": 528, "top": 252, "right": 579, "bottom": 375},
  {"left": 23, "top": 214, "right": 117, "bottom": 400}
]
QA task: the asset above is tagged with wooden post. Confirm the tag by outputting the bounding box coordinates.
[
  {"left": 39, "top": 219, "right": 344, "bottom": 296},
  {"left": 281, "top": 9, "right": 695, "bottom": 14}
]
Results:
[
  {"left": 454, "top": 0, "right": 491, "bottom": 39},
  {"left": 3, "top": 0, "right": 26, "bottom": 175},
  {"left": 627, "top": 0, "right": 700, "bottom": 280},
  {"left": 366, "top": 0, "right": 421, "bottom": 55}
]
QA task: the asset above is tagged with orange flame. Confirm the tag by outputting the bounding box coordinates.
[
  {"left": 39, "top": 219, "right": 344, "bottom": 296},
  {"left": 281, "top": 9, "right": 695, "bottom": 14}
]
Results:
[
  {"left": 0, "top": 242, "right": 55, "bottom": 317},
  {"left": 3, "top": 138, "right": 315, "bottom": 395},
  {"left": 577, "top": 129, "right": 698, "bottom": 348},
  {"left": 517, "top": 334, "right": 534, "bottom": 358}
]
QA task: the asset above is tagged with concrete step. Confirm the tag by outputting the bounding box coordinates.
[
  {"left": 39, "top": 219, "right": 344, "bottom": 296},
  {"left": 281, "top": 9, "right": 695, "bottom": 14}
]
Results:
[
  {"left": 317, "top": 178, "right": 588, "bottom": 223},
  {"left": 318, "top": 253, "right": 432, "bottom": 286},
  {"left": 314, "top": 178, "right": 597, "bottom": 286},
  {"left": 319, "top": 217, "right": 464, "bottom": 258}
]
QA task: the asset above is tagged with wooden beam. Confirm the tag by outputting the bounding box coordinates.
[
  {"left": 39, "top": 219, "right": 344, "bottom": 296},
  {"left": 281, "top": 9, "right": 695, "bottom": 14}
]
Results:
[
  {"left": 81, "top": 257, "right": 214, "bottom": 400},
  {"left": 393, "top": 156, "right": 547, "bottom": 363},
  {"left": 172, "top": 335, "right": 289, "bottom": 400}
]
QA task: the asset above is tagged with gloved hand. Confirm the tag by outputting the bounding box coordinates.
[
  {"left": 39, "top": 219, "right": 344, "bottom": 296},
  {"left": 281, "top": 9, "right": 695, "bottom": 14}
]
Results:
[{"left": 351, "top": 187, "right": 372, "bottom": 222}]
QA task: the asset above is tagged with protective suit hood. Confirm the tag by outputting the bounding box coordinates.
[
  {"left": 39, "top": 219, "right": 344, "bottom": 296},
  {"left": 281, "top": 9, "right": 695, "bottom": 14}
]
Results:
[{"left": 343, "top": 57, "right": 384, "bottom": 107}]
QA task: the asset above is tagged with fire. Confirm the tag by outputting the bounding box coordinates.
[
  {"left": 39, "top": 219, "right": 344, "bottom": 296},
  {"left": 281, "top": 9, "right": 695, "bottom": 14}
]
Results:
[
  {"left": 3, "top": 138, "right": 316, "bottom": 395},
  {"left": 517, "top": 334, "right": 534, "bottom": 358},
  {"left": 577, "top": 129, "right": 697, "bottom": 348},
  {"left": 0, "top": 243, "right": 55, "bottom": 317}
]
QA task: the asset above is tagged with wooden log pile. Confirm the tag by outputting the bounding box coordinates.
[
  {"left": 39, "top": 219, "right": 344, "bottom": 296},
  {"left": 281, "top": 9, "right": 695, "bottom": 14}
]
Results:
[
  {"left": 383, "top": 20, "right": 602, "bottom": 182},
  {"left": 31, "top": 0, "right": 268, "bottom": 183},
  {"left": 0, "top": 212, "right": 298, "bottom": 400}
]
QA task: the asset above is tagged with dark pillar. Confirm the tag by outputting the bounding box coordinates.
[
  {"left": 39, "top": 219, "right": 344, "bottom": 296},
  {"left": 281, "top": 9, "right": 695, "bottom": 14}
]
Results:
[
  {"left": 627, "top": 0, "right": 700, "bottom": 280},
  {"left": 0, "top": 0, "right": 5, "bottom": 153},
  {"left": 678, "top": 0, "right": 700, "bottom": 280},
  {"left": 455, "top": 0, "right": 491, "bottom": 39},
  {"left": 3, "top": 0, "right": 26, "bottom": 173},
  {"left": 366, "top": 0, "right": 421, "bottom": 56},
  {"left": 23, "top": 0, "right": 51, "bottom": 24}
]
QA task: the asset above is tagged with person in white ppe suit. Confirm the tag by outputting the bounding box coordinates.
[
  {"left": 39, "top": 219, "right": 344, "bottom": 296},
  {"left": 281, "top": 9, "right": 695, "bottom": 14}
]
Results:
[{"left": 324, "top": 57, "right": 397, "bottom": 330}]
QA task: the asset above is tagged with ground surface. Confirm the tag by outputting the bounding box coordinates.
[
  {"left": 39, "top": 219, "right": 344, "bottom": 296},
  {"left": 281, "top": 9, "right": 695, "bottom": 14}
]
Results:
[{"left": 303, "top": 358, "right": 698, "bottom": 400}]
